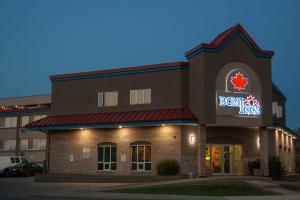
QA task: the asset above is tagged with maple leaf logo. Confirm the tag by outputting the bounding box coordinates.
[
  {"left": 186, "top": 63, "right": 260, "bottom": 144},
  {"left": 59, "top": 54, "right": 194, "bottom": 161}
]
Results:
[
  {"left": 230, "top": 72, "right": 248, "bottom": 91},
  {"left": 243, "top": 95, "right": 259, "bottom": 106}
]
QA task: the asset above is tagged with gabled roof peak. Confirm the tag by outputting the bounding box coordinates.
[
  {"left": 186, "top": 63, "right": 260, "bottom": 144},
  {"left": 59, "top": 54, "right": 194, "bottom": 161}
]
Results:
[{"left": 185, "top": 24, "right": 274, "bottom": 59}]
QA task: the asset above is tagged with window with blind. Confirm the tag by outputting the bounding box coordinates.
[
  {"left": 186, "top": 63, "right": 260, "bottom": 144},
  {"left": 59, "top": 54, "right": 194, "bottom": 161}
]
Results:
[
  {"left": 98, "top": 91, "right": 118, "bottom": 107},
  {"left": 130, "top": 88, "right": 151, "bottom": 105},
  {"left": 0, "top": 117, "right": 17, "bottom": 128}
]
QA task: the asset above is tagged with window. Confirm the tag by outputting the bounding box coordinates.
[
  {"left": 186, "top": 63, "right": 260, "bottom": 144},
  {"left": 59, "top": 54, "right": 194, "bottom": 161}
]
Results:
[
  {"left": 0, "top": 140, "right": 4, "bottom": 150},
  {"left": 20, "top": 139, "right": 46, "bottom": 150},
  {"left": 131, "top": 142, "right": 151, "bottom": 171},
  {"left": 272, "top": 102, "right": 278, "bottom": 116},
  {"left": 21, "top": 139, "right": 28, "bottom": 150},
  {"left": 277, "top": 106, "right": 283, "bottom": 118},
  {"left": 3, "top": 140, "right": 16, "bottom": 150},
  {"left": 272, "top": 102, "right": 283, "bottom": 118},
  {"left": 97, "top": 143, "right": 117, "bottom": 171},
  {"left": 0, "top": 117, "right": 17, "bottom": 128},
  {"left": 33, "top": 115, "right": 47, "bottom": 121},
  {"left": 28, "top": 139, "right": 34, "bottom": 150},
  {"left": 21, "top": 116, "right": 30, "bottom": 127},
  {"left": 130, "top": 89, "right": 151, "bottom": 105},
  {"left": 98, "top": 91, "right": 118, "bottom": 107},
  {"left": 0, "top": 118, "right": 5, "bottom": 127}
]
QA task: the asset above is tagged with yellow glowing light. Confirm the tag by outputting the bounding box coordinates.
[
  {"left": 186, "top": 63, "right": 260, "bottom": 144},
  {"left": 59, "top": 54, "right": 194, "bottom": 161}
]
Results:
[
  {"left": 189, "top": 135, "right": 195, "bottom": 144},
  {"left": 119, "top": 126, "right": 122, "bottom": 129}
]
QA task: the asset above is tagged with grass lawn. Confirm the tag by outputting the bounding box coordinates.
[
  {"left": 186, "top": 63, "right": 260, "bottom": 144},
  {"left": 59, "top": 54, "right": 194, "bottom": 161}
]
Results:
[
  {"left": 281, "top": 183, "right": 300, "bottom": 192},
  {"left": 115, "top": 182, "right": 277, "bottom": 196}
]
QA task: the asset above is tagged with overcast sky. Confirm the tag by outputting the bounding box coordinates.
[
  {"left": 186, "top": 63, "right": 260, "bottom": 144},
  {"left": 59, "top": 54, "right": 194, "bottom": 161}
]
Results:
[{"left": 0, "top": 0, "right": 299, "bottom": 129}]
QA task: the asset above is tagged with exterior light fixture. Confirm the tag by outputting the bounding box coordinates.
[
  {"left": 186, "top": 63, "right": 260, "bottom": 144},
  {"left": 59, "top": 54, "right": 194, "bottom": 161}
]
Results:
[
  {"left": 189, "top": 135, "right": 195, "bottom": 144},
  {"left": 293, "top": 136, "right": 296, "bottom": 139},
  {"left": 119, "top": 126, "right": 122, "bottom": 129}
]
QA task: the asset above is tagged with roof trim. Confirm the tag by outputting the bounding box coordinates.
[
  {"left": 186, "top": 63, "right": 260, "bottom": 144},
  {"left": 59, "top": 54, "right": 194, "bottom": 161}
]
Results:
[
  {"left": 185, "top": 24, "right": 274, "bottom": 59},
  {"left": 50, "top": 62, "right": 189, "bottom": 82},
  {"left": 272, "top": 83, "right": 287, "bottom": 101},
  {"left": 0, "top": 107, "right": 49, "bottom": 116},
  {"left": 27, "top": 120, "right": 198, "bottom": 133}
]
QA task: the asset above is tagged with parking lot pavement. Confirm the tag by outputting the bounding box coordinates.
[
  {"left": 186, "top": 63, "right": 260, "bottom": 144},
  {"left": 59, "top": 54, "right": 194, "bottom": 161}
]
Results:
[{"left": 0, "top": 177, "right": 132, "bottom": 200}]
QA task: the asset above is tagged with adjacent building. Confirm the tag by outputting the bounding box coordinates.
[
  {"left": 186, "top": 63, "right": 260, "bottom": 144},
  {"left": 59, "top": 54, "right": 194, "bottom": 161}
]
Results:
[
  {"left": 26, "top": 24, "right": 297, "bottom": 176},
  {"left": 0, "top": 94, "right": 50, "bottom": 162}
]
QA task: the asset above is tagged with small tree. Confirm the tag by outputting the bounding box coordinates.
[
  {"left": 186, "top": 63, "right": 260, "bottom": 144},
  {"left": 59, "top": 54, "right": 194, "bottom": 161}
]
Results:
[{"left": 269, "top": 156, "right": 286, "bottom": 180}]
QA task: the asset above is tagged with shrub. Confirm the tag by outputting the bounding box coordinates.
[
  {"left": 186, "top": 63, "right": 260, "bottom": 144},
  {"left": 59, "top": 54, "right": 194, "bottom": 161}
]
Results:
[
  {"left": 248, "top": 159, "right": 260, "bottom": 175},
  {"left": 156, "top": 159, "right": 180, "bottom": 175},
  {"left": 269, "top": 156, "right": 286, "bottom": 180}
]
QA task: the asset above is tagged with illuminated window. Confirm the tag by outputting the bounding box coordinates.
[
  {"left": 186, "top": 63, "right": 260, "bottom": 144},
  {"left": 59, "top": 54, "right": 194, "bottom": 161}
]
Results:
[
  {"left": 98, "top": 91, "right": 118, "bottom": 107},
  {"left": 131, "top": 141, "right": 151, "bottom": 171},
  {"left": 97, "top": 143, "right": 117, "bottom": 171},
  {"left": 130, "top": 89, "right": 151, "bottom": 105}
]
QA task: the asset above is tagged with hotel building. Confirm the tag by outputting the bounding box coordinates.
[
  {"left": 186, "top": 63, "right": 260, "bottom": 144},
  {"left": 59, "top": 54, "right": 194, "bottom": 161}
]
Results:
[{"left": 26, "top": 24, "right": 297, "bottom": 176}]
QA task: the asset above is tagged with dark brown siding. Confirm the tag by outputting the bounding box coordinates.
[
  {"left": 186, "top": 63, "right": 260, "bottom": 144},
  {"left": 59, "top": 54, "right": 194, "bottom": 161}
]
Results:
[
  {"left": 272, "top": 85, "right": 286, "bottom": 126},
  {"left": 188, "top": 36, "right": 273, "bottom": 127},
  {"left": 51, "top": 69, "right": 188, "bottom": 115}
]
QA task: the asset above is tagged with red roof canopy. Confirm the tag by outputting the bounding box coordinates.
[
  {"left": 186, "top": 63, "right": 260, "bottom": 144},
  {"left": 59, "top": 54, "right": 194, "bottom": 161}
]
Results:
[{"left": 25, "top": 108, "right": 198, "bottom": 129}]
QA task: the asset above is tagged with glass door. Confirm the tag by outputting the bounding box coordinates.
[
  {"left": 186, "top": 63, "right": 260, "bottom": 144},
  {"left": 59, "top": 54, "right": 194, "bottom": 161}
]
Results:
[
  {"left": 207, "top": 144, "right": 243, "bottom": 175},
  {"left": 223, "top": 145, "right": 230, "bottom": 174},
  {"left": 211, "top": 145, "right": 222, "bottom": 174}
]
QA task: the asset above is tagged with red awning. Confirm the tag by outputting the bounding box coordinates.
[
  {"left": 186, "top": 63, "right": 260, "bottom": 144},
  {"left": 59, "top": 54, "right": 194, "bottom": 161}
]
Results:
[{"left": 25, "top": 108, "right": 198, "bottom": 129}]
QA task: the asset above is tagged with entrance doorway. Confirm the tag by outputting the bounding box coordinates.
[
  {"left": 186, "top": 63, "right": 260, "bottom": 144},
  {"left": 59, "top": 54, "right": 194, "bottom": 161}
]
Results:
[{"left": 205, "top": 144, "right": 243, "bottom": 175}]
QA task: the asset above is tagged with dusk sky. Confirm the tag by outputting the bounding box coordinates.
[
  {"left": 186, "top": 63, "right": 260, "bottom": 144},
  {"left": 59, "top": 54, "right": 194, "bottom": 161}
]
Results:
[{"left": 0, "top": 0, "right": 299, "bottom": 129}]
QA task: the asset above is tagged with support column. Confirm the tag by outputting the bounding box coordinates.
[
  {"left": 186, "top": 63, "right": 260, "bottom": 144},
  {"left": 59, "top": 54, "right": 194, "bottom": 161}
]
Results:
[
  {"left": 197, "top": 125, "right": 206, "bottom": 177},
  {"left": 259, "top": 127, "right": 269, "bottom": 176},
  {"left": 15, "top": 116, "right": 21, "bottom": 156}
]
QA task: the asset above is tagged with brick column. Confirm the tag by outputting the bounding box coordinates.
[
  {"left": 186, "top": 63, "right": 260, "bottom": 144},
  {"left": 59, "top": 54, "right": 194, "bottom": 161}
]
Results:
[
  {"left": 197, "top": 125, "right": 206, "bottom": 176},
  {"left": 259, "top": 127, "right": 269, "bottom": 176}
]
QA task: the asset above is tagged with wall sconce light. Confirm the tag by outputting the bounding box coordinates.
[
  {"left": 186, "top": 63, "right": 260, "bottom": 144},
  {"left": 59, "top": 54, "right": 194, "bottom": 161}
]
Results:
[
  {"left": 189, "top": 135, "right": 195, "bottom": 144},
  {"left": 118, "top": 125, "right": 123, "bottom": 129},
  {"left": 257, "top": 136, "right": 260, "bottom": 149}
]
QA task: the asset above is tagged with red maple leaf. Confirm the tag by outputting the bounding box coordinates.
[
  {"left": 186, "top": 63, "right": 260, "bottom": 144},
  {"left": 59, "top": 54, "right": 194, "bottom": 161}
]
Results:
[
  {"left": 230, "top": 72, "right": 248, "bottom": 90},
  {"left": 243, "top": 95, "right": 259, "bottom": 106}
]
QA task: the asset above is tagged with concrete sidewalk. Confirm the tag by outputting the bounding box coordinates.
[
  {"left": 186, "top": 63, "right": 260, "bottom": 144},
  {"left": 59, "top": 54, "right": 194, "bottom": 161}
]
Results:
[
  {"left": 245, "top": 180, "right": 300, "bottom": 195},
  {"left": 29, "top": 192, "right": 300, "bottom": 200}
]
